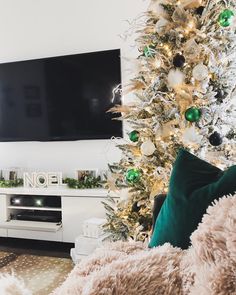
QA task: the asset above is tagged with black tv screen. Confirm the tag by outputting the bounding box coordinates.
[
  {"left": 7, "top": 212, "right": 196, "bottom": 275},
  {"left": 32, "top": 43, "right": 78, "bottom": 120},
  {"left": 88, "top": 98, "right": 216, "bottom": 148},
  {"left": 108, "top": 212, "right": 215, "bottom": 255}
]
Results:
[{"left": 0, "top": 49, "right": 122, "bottom": 141}]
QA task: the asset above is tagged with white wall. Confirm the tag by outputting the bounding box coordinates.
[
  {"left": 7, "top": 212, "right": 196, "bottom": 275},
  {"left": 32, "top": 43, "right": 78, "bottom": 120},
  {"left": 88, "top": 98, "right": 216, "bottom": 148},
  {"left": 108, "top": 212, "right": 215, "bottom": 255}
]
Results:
[{"left": 0, "top": 0, "right": 148, "bottom": 176}]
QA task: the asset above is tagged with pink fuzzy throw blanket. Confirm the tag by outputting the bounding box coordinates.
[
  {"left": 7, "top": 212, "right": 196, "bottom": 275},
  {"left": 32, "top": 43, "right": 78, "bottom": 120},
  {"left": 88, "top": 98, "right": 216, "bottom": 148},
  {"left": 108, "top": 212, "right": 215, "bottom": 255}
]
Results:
[{"left": 52, "top": 194, "right": 236, "bottom": 295}]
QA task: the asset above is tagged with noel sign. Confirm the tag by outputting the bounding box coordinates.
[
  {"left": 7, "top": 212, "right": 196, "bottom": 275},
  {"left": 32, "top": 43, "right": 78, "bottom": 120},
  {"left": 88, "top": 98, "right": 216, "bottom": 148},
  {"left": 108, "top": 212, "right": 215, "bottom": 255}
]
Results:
[{"left": 23, "top": 172, "right": 63, "bottom": 188}]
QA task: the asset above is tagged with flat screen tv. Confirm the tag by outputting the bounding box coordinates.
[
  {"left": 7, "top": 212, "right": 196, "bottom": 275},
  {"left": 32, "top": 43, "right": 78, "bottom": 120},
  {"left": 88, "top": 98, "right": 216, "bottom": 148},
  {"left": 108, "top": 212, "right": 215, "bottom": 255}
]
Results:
[{"left": 0, "top": 49, "right": 122, "bottom": 141}]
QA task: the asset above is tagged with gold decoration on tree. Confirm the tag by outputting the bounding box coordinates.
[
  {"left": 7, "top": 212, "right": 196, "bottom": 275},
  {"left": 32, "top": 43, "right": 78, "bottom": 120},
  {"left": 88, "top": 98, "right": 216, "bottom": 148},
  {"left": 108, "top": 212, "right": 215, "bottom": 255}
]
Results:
[
  {"left": 184, "top": 39, "right": 200, "bottom": 59},
  {"left": 180, "top": 0, "right": 203, "bottom": 9},
  {"left": 108, "top": 105, "right": 132, "bottom": 115}
]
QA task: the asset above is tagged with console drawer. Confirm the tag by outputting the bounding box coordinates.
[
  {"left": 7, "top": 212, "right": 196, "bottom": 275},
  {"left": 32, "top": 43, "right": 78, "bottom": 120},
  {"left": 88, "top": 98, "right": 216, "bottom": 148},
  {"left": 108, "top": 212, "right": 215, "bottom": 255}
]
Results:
[
  {"left": 8, "top": 228, "right": 63, "bottom": 242},
  {"left": 0, "top": 228, "right": 7, "bottom": 237}
]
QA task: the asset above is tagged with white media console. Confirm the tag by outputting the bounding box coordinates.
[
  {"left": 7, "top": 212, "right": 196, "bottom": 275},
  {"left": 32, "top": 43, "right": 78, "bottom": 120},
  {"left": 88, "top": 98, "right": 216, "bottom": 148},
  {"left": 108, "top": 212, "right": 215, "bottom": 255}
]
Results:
[{"left": 0, "top": 187, "right": 114, "bottom": 243}]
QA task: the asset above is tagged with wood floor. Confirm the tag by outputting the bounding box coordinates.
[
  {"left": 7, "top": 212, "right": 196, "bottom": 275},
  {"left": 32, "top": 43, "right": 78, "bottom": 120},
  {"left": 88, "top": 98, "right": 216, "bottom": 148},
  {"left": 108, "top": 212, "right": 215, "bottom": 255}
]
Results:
[{"left": 0, "top": 237, "right": 74, "bottom": 258}]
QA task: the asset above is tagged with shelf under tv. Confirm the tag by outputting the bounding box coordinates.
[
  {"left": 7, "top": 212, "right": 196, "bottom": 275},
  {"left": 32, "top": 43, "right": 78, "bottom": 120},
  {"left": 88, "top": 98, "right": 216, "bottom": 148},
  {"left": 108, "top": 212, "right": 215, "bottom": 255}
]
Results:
[
  {"left": 0, "top": 220, "right": 62, "bottom": 232},
  {"left": 7, "top": 206, "right": 62, "bottom": 212},
  {"left": 0, "top": 187, "right": 109, "bottom": 198}
]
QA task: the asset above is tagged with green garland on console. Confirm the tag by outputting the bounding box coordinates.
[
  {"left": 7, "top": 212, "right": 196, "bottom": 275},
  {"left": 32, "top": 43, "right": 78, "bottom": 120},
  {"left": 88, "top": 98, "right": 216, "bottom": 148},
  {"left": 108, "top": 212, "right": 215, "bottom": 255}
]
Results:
[
  {"left": 0, "top": 178, "right": 23, "bottom": 188},
  {"left": 64, "top": 176, "right": 102, "bottom": 189},
  {"left": 0, "top": 176, "right": 102, "bottom": 189}
]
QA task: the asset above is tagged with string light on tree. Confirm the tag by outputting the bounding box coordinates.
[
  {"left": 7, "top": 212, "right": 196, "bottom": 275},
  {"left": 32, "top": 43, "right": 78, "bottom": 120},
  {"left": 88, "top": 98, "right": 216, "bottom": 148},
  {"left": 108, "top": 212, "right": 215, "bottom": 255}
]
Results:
[
  {"left": 185, "top": 20, "right": 195, "bottom": 34},
  {"left": 163, "top": 44, "right": 172, "bottom": 57}
]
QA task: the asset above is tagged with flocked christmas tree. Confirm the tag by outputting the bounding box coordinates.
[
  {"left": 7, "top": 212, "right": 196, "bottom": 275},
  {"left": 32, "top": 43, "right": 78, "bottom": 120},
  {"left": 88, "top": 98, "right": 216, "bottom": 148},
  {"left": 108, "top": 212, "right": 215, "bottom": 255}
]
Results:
[{"left": 103, "top": 0, "right": 236, "bottom": 242}]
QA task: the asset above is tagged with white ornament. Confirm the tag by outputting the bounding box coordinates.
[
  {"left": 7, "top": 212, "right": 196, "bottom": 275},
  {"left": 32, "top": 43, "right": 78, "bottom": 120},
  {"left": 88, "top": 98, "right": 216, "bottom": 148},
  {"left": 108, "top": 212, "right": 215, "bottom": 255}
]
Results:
[
  {"left": 141, "top": 140, "right": 156, "bottom": 156},
  {"left": 155, "top": 17, "right": 169, "bottom": 34},
  {"left": 167, "top": 69, "right": 185, "bottom": 88},
  {"left": 192, "top": 64, "right": 208, "bottom": 81}
]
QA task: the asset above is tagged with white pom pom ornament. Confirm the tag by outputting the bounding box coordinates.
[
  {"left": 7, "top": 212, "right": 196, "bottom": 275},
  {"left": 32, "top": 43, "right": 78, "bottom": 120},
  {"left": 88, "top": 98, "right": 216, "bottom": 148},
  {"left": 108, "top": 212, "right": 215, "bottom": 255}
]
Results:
[
  {"left": 141, "top": 140, "right": 156, "bottom": 156},
  {"left": 167, "top": 69, "right": 185, "bottom": 88}
]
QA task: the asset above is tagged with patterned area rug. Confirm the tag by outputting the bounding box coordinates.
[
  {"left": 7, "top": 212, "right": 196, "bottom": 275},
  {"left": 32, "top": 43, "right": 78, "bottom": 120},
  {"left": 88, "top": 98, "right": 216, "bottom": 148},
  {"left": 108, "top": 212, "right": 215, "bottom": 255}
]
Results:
[{"left": 0, "top": 251, "right": 73, "bottom": 295}]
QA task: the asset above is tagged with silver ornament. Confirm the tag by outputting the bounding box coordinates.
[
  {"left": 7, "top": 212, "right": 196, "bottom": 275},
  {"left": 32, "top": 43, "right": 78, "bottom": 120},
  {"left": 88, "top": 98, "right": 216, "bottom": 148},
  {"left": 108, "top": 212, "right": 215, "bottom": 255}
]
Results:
[{"left": 192, "top": 64, "right": 208, "bottom": 81}]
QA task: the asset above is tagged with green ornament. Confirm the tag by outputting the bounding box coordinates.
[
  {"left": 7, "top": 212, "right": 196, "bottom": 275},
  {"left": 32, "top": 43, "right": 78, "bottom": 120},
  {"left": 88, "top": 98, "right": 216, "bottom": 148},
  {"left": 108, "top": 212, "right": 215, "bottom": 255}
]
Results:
[
  {"left": 185, "top": 107, "right": 201, "bottom": 123},
  {"left": 143, "top": 45, "right": 156, "bottom": 58},
  {"left": 125, "top": 169, "right": 141, "bottom": 184},
  {"left": 129, "top": 130, "right": 139, "bottom": 142},
  {"left": 218, "top": 9, "right": 234, "bottom": 27}
]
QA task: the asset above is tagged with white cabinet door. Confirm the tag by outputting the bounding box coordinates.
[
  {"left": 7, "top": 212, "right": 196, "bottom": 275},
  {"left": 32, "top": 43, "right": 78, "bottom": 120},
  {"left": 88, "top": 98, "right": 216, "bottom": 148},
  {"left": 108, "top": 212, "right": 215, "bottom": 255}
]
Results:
[
  {"left": 0, "top": 195, "right": 8, "bottom": 223},
  {"left": 62, "top": 196, "right": 106, "bottom": 243},
  {"left": 0, "top": 195, "right": 8, "bottom": 237}
]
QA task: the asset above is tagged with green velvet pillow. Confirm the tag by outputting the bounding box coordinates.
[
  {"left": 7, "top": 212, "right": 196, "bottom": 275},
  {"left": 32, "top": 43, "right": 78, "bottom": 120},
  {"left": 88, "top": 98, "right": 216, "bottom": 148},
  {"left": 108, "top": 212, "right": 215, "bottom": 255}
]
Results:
[{"left": 149, "top": 149, "right": 236, "bottom": 250}]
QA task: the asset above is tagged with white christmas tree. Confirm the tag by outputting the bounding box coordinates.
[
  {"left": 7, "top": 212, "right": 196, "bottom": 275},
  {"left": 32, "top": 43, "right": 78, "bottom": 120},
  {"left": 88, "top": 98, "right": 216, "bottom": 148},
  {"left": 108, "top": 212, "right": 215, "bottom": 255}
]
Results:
[{"left": 103, "top": 0, "right": 236, "bottom": 241}]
